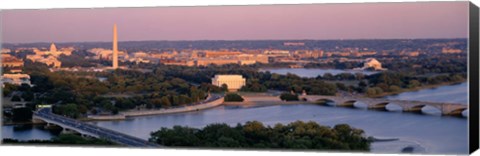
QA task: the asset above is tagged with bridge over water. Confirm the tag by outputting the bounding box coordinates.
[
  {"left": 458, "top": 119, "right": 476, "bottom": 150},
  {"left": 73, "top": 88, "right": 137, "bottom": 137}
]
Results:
[
  {"left": 33, "top": 108, "right": 161, "bottom": 147},
  {"left": 301, "top": 95, "right": 467, "bottom": 116}
]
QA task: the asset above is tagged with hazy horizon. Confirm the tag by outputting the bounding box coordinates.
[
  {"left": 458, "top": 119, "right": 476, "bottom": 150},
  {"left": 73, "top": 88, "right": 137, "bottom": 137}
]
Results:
[
  {"left": 1, "top": 38, "right": 469, "bottom": 45},
  {"left": 1, "top": 2, "right": 469, "bottom": 44}
]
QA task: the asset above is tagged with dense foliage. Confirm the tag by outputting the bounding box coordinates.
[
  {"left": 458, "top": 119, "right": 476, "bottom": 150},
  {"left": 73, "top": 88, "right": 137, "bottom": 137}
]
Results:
[
  {"left": 361, "top": 72, "right": 465, "bottom": 97},
  {"left": 11, "top": 108, "right": 33, "bottom": 122},
  {"left": 18, "top": 62, "right": 211, "bottom": 118},
  {"left": 156, "top": 64, "right": 338, "bottom": 95},
  {"left": 224, "top": 93, "right": 244, "bottom": 102},
  {"left": 150, "top": 121, "right": 371, "bottom": 151},
  {"left": 280, "top": 93, "right": 299, "bottom": 101},
  {"left": 3, "top": 134, "right": 116, "bottom": 146}
]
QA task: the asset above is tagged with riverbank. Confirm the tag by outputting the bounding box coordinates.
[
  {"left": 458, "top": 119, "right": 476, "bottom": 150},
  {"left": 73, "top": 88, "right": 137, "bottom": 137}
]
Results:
[
  {"left": 120, "top": 96, "right": 224, "bottom": 118},
  {"left": 2, "top": 121, "right": 38, "bottom": 126},
  {"left": 81, "top": 95, "right": 225, "bottom": 121},
  {"left": 224, "top": 101, "right": 313, "bottom": 106},
  {"left": 84, "top": 93, "right": 310, "bottom": 121}
]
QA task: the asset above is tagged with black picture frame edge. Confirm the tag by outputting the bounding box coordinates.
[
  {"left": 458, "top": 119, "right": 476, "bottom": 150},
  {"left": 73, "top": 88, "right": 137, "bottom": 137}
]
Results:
[{"left": 469, "top": 1, "right": 479, "bottom": 154}]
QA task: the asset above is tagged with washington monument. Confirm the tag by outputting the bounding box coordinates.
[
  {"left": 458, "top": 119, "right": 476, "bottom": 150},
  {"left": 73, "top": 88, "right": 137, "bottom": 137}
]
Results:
[{"left": 112, "top": 24, "right": 118, "bottom": 69}]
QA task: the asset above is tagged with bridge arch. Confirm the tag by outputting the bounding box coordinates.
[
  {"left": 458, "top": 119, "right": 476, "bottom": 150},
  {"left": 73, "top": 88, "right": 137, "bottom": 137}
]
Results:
[
  {"left": 444, "top": 108, "right": 468, "bottom": 117},
  {"left": 315, "top": 98, "right": 336, "bottom": 106},
  {"left": 403, "top": 104, "right": 444, "bottom": 115},
  {"left": 404, "top": 104, "right": 427, "bottom": 113},
  {"left": 369, "top": 102, "right": 405, "bottom": 112},
  {"left": 368, "top": 102, "right": 390, "bottom": 110},
  {"left": 337, "top": 100, "right": 357, "bottom": 107}
]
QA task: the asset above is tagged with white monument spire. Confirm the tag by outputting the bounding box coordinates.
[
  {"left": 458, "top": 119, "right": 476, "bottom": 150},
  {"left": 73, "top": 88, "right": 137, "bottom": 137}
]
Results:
[{"left": 112, "top": 24, "right": 118, "bottom": 69}]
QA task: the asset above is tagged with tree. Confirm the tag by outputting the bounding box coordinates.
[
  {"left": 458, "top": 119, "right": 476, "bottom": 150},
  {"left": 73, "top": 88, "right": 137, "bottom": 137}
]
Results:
[
  {"left": 358, "top": 81, "right": 367, "bottom": 87},
  {"left": 54, "top": 104, "right": 79, "bottom": 118},
  {"left": 3, "top": 83, "right": 18, "bottom": 96},
  {"left": 280, "top": 93, "right": 299, "bottom": 101},
  {"left": 78, "top": 105, "right": 88, "bottom": 114},
  {"left": 179, "top": 95, "right": 192, "bottom": 105},
  {"left": 151, "top": 98, "right": 163, "bottom": 109},
  {"left": 365, "top": 87, "right": 384, "bottom": 97},
  {"left": 146, "top": 103, "right": 153, "bottom": 109},
  {"left": 388, "top": 85, "right": 401, "bottom": 92},
  {"left": 160, "top": 96, "right": 171, "bottom": 108},
  {"left": 336, "top": 83, "right": 347, "bottom": 91},
  {"left": 407, "top": 80, "right": 421, "bottom": 88},
  {"left": 112, "top": 108, "right": 119, "bottom": 115},
  {"left": 21, "top": 91, "right": 34, "bottom": 101},
  {"left": 11, "top": 95, "right": 22, "bottom": 102},
  {"left": 224, "top": 93, "right": 244, "bottom": 102},
  {"left": 101, "top": 100, "right": 114, "bottom": 112},
  {"left": 373, "top": 87, "right": 383, "bottom": 95},
  {"left": 150, "top": 126, "right": 201, "bottom": 146},
  {"left": 221, "top": 84, "right": 228, "bottom": 92},
  {"left": 12, "top": 108, "right": 33, "bottom": 122},
  {"left": 323, "top": 73, "right": 334, "bottom": 80},
  {"left": 18, "top": 84, "right": 32, "bottom": 92},
  {"left": 365, "top": 88, "right": 376, "bottom": 97},
  {"left": 149, "top": 120, "right": 371, "bottom": 151}
]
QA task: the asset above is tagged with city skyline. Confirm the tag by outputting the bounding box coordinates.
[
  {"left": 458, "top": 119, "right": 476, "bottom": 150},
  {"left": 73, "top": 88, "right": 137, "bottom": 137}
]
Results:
[{"left": 1, "top": 1, "right": 469, "bottom": 43}]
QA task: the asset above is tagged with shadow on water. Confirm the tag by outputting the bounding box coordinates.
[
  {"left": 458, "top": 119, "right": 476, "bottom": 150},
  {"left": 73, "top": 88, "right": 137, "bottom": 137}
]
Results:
[{"left": 12, "top": 124, "right": 34, "bottom": 131}]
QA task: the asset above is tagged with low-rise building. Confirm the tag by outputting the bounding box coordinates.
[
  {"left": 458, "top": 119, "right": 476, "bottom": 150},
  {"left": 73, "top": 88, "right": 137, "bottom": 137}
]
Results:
[
  {"left": 205, "top": 51, "right": 243, "bottom": 58},
  {"left": 197, "top": 58, "right": 239, "bottom": 66},
  {"left": 2, "top": 54, "right": 24, "bottom": 68},
  {"left": 1, "top": 74, "right": 32, "bottom": 86},
  {"left": 27, "top": 55, "right": 62, "bottom": 68},
  {"left": 1, "top": 48, "right": 11, "bottom": 53},
  {"left": 442, "top": 48, "right": 462, "bottom": 54},
  {"left": 264, "top": 50, "right": 291, "bottom": 57},
  {"left": 87, "top": 48, "right": 128, "bottom": 60}
]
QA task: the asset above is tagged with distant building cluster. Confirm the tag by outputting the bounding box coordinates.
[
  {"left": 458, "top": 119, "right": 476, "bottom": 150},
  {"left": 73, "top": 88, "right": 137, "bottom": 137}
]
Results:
[
  {"left": 2, "top": 50, "right": 32, "bottom": 87},
  {"left": 211, "top": 74, "right": 246, "bottom": 92},
  {"left": 292, "top": 50, "right": 324, "bottom": 59},
  {"left": 87, "top": 48, "right": 128, "bottom": 61},
  {"left": 1, "top": 73, "right": 32, "bottom": 87},
  {"left": 32, "top": 43, "right": 74, "bottom": 57},
  {"left": 2, "top": 54, "right": 24, "bottom": 73},
  {"left": 159, "top": 50, "right": 269, "bottom": 67},
  {"left": 1, "top": 48, "right": 12, "bottom": 53},
  {"left": 399, "top": 51, "right": 420, "bottom": 57},
  {"left": 283, "top": 42, "right": 305, "bottom": 46},
  {"left": 26, "top": 43, "right": 72, "bottom": 68},
  {"left": 1, "top": 29, "right": 466, "bottom": 79},
  {"left": 441, "top": 48, "right": 462, "bottom": 54}
]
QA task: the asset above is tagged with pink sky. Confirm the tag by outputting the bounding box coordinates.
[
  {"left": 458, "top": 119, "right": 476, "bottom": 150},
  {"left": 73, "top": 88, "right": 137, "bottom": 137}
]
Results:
[{"left": 1, "top": 2, "right": 469, "bottom": 43}]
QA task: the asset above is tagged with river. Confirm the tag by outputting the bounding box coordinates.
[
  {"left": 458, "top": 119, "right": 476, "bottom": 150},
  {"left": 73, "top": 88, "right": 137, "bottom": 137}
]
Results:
[
  {"left": 1, "top": 68, "right": 468, "bottom": 154},
  {"left": 86, "top": 83, "right": 467, "bottom": 154}
]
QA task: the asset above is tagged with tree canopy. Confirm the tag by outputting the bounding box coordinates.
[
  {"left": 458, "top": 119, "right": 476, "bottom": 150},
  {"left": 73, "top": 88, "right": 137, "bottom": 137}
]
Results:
[{"left": 150, "top": 121, "right": 371, "bottom": 151}]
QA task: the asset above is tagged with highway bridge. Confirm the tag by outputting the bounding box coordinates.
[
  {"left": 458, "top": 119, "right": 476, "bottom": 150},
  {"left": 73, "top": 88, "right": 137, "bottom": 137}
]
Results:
[
  {"left": 301, "top": 95, "right": 468, "bottom": 116},
  {"left": 33, "top": 108, "right": 161, "bottom": 147}
]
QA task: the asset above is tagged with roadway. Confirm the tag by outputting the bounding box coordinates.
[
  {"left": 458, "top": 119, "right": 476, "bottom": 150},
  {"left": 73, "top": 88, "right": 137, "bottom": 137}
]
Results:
[{"left": 34, "top": 108, "right": 161, "bottom": 147}]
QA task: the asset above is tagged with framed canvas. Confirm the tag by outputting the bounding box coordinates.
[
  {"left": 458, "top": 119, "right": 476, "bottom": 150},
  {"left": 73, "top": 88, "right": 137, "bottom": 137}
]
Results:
[{"left": 1, "top": 0, "right": 479, "bottom": 155}]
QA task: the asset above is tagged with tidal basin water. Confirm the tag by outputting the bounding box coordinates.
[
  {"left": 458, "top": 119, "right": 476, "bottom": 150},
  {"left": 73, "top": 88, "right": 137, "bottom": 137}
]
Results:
[
  {"left": 259, "top": 68, "right": 378, "bottom": 78},
  {"left": 2, "top": 83, "right": 468, "bottom": 154}
]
